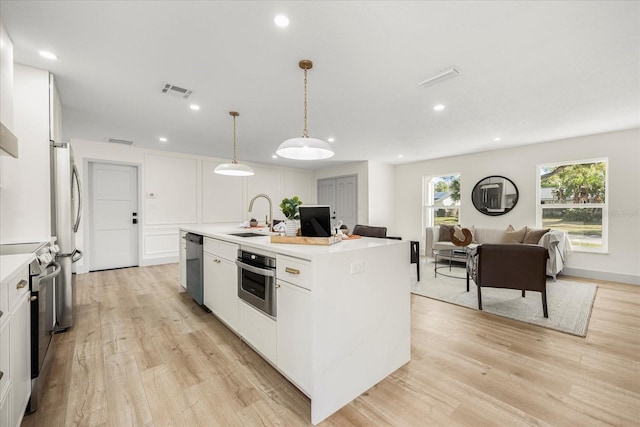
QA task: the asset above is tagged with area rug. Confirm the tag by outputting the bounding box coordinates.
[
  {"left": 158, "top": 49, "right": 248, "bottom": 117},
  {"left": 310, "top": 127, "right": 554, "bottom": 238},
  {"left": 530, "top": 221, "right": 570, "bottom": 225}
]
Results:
[{"left": 411, "top": 266, "right": 597, "bottom": 337}]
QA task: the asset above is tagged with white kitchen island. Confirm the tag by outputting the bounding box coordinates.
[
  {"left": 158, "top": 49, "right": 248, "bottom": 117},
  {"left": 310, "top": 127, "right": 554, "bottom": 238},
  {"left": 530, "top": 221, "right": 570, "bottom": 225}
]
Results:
[{"left": 179, "top": 225, "right": 411, "bottom": 425}]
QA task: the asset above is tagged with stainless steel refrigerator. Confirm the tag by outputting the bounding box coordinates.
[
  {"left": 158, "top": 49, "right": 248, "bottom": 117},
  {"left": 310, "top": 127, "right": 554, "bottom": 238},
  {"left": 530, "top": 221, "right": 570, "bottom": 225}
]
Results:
[{"left": 49, "top": 73, "right": 83, "bottom": 331}]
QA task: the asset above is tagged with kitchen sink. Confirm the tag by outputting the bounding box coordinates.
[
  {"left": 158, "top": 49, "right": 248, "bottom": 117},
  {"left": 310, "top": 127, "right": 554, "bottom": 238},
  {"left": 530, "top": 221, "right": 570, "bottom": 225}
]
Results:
[{"left": 228, "top": 232, "right": 267, "bottom": 238}]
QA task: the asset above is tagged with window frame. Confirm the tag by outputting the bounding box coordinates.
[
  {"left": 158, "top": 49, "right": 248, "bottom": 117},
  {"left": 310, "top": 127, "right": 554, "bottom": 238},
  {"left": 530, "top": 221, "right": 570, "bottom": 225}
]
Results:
[
  {"left": 422, "top": 173, "right": 461, "bottom": 230},
  {"left": 536, "top": 157, "right": 608, "bottom": 253}
]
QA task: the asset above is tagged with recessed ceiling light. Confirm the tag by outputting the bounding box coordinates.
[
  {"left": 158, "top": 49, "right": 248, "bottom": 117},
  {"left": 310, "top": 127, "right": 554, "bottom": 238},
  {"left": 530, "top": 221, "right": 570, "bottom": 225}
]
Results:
[
  {"left": 39, "top": 50, "right": 58, "bottom": 60},
  {"left": 159, "top": 137, "right": 168, "bottom": 142},
  {"left": 274, "top": 15, "right": 289, "bottom": 27},
  {"left": 190, "top": 104, "right": 200, "bottom": 111},
  {"left": 397, "top": 154, "right": 404, "bottom": 159},
  {"left": 327, "top": 137, "right": 335, "bottom": 142},
  {"left": 272, "top": 155, "right": 278, "bottom": 159},
  {"left": 433, "top": 104, "right": 445, "bottom": 111},
  {"left": 494, "top": 137, "right": 501, "bottom": 142}
]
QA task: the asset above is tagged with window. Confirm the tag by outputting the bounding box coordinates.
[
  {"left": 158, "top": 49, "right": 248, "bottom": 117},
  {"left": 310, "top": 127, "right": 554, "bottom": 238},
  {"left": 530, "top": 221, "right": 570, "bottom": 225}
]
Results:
[
  {"left": 537, "top": 158, "right": 608, "bottom": 252},
  {"left": 423, "top": 174, "right": 460, "bottom": 228}
]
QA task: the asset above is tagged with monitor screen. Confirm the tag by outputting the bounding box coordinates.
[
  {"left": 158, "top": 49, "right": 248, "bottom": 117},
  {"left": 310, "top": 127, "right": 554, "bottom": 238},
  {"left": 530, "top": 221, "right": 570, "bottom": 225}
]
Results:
[{"left": 299, "top": 205, "right": 332, "bottom": 237}]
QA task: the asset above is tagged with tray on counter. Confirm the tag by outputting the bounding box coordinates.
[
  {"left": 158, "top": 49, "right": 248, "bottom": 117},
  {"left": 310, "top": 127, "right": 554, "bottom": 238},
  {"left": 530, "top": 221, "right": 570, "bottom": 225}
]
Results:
[{"left": 270, "top": 235, "right": 342, "bottom": 246}]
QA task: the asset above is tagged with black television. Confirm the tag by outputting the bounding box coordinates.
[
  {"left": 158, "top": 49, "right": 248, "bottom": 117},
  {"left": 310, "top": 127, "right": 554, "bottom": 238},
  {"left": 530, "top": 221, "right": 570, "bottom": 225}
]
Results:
[{"left": 299, "top": 205, "right": 332, "bottom": 237}]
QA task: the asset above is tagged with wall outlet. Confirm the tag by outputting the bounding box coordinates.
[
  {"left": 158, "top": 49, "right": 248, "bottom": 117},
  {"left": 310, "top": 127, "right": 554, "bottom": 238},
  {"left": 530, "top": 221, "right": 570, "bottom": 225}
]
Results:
[
  {"left": 350, "top": 260, "right": 365, "bottom": 274},
  {"left": 147, "top": 192, "right": 156, "bottom": 198}
]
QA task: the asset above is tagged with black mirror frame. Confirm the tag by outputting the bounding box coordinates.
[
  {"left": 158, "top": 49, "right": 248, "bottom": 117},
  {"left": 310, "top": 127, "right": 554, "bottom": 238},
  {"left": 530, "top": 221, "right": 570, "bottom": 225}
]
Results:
[{"left": 471, "top": 175, "right": 519, "bottom": 216}]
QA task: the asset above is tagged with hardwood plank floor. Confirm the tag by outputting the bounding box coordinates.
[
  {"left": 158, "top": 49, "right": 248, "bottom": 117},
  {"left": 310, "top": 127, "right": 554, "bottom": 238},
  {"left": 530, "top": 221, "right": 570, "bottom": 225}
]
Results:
[{"left": 21, "top": 263, "right": 640, "bottom": 426}]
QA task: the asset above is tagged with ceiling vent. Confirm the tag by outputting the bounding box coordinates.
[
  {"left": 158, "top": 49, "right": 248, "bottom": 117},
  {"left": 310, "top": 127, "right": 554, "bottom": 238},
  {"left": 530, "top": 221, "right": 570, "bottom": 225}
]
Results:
[
  {"left": 105, "top": 137, "right": 134, "bottom": 145},
  {"left": 161, "top": 83, "right": 193, "bottom": 99}
]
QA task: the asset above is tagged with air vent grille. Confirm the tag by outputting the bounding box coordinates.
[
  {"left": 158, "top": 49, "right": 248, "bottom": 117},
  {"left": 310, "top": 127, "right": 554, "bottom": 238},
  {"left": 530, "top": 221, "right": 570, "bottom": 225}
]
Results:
[
  {"left": 162, "top": 83, "right": 193, "bottom": 99},
  {"left": 105, "top": 137, "right": 134, "bottom": 145}
]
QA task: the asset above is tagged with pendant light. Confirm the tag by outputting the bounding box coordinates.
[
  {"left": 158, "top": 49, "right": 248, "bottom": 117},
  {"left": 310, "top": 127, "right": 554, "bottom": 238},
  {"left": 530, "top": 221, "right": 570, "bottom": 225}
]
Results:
[
  {"left": 215, "top": 111, "right": 254, "bottom": 176},
  {"left": 277, "top": 59, "right": 334, "bottom": 160}
]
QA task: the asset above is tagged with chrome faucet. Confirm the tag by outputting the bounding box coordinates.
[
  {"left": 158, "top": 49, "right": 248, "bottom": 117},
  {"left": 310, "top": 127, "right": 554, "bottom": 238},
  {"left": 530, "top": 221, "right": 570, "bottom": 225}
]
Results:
[{"left": 248, "top": 193, "right": 273, "bottom": 231}]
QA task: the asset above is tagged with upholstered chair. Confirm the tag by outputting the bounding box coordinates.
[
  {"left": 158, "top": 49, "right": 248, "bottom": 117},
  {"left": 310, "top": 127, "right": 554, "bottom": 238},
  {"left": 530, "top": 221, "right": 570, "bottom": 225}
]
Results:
[
  {"left": 467, "top": 244, "right": 549, "bottom": 317},
  {"left": 352, "top": 224, "right": 387, "bottom": 238}
]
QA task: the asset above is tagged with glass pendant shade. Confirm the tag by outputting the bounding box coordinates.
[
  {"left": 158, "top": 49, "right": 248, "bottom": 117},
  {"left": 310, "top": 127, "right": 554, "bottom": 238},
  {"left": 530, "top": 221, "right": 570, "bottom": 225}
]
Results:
[
  {"left": 276, "top": 137, "right": 335, "bottom": 160},
  {"left": 214, "top": 161, "right": 254, "bottom": 176},
  {"left": 215, "top": 111, "right": 254, "bottom": 176}
]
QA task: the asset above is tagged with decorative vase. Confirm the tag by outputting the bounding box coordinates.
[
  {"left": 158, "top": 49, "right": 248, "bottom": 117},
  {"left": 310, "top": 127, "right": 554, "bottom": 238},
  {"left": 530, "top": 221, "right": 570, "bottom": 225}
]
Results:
[{"left": 285, "top": 219, "right": 299, "bottom": 237}]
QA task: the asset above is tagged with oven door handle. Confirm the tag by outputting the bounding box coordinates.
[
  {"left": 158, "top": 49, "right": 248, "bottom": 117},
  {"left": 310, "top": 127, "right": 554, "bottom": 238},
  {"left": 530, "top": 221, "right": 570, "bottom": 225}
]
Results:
[
  {"left": 39, "top": 261, "right": 62, "bottom": 282},
  {"left": 235, "top": 260, "right": 275, "bottom": 277}
]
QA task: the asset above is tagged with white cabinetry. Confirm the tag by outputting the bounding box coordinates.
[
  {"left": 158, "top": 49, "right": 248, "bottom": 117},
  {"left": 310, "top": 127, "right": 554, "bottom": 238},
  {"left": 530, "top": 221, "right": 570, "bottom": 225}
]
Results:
[
  {"left": 0, "top": 21, "right": 15, "bottom": 132},
  {"left": 0, "top": 263, "right": 31, "bottom": 427},
  {"left": 10, "top": 287, "right": 29, "bottom": 426},
  {"left": 203, "top": 238, "right": 239, "bottom": 331},
  {"left": 238, "top": 300, "right": 276, "bottom": 363},
  {"left": 276, "top": 255, "right": 312, "bottom": 395}
]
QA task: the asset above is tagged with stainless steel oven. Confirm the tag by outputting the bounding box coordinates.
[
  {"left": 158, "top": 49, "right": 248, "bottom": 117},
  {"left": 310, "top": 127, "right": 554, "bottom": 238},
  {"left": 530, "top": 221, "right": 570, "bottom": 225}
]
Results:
[{"left": 236, "top": 250, "right": 277, "bottom": 318}]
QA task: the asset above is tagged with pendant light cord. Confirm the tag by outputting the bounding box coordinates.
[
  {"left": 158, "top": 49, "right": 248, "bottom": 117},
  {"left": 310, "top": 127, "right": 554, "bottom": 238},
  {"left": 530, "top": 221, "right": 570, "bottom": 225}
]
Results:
[
  {"left": 303, "top": 68, "right": 309, "bottom": 138},
  {"left": 232, "top": 113, "right": 238, "bottom": 164}
]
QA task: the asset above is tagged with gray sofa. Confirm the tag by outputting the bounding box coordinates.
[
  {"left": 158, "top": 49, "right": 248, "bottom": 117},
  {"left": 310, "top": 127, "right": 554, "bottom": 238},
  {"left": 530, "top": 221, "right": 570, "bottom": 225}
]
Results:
[{"left": 425, "top": 225, "right": 571, "bottom": 279}]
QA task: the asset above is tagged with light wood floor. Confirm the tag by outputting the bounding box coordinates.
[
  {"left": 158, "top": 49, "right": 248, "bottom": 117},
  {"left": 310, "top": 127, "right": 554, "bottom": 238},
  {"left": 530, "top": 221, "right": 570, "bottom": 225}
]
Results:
[{"left": 22, "top": 263, "right": 640, "bottom": 426}]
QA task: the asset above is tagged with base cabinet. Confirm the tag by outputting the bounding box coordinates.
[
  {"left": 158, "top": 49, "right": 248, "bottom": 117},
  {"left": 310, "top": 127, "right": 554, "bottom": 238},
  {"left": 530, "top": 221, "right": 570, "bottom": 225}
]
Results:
[
  {"left": 1, "top": 265, "right": 31, "bottom": 427},
  {"left": 203, "top": 238, "right": 239, "bottom": 331},
  {"left": 276, "top": 280, "right": 311, "bottom": 395},
  {"left": 238, "top": 301, "right": 276, "bottom": 363},
  {"left": 10, "top": 293, "right": 30, "bottom": 427}
]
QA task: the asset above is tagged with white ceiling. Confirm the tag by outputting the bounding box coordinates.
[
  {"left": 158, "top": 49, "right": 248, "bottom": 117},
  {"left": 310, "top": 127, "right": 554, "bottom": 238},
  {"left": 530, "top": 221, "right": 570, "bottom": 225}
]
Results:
[{"left": 1, "top": 1, "right": 638, "bottom": 170}]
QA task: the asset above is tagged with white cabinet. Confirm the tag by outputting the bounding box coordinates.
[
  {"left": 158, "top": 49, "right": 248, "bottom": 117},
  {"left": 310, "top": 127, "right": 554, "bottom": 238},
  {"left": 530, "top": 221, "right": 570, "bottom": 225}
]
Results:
[
  {"left": 203, "top": 238, "right": 239, "bottom": 332},
  {"left": 10, "top": 290, "right": 29, "bottom": 426},
  {"left": 0, "top": 314, "right": 10, "bottom": 421},
  {"left": 238, "top": 300, "right": 276, "bottom": 363},
  {"left": 0, "top": 22, "right": 15, "bottom": 132},
  {"left": 0, "top": 264, "right": 31, "bottom": 427},
  {"left": 276, "top": 279, "right": 311, "bottom": 395},
  {"left": 275, "top": 254, "right": 312, "bottom": 395}
]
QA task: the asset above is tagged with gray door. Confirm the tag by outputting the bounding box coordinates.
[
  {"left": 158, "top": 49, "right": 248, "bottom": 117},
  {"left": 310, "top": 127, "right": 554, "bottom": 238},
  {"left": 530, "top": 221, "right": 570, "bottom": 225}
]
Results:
[{"left": 317, "top": 175, "right": 357, "bottom": 232}]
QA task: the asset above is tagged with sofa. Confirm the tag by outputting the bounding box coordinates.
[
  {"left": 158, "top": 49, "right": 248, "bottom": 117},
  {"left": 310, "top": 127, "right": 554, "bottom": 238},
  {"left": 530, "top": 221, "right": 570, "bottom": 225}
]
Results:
[{"left": 425, "top": 225, "right": 571, "bottom": 279}]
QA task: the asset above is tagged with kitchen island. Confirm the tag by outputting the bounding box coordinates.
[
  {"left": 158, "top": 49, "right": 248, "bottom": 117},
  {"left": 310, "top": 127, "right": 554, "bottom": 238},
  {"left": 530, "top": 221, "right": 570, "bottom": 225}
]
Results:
[{"left": 179, "top": 225, "right": 411, "bottom": 425}]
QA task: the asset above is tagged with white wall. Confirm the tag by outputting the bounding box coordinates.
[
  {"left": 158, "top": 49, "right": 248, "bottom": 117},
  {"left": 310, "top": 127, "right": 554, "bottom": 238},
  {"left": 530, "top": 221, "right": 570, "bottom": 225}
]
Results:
[
  {"left": 394, "top": 128, "right": 640, "bottom": 284},
  {"left": 367, "top": 161, "right": 396, "bottom": 233},
  {"left": 0, "top": 64, "right": 51, "bottom": 243},
  {"left": 71, "top": 139, "right": 315, "bottom": 272}
]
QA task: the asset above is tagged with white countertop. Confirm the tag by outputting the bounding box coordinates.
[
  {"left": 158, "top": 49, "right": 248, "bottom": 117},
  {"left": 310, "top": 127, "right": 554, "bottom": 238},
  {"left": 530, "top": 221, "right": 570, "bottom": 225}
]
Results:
[
  {"left": 181, "top": 224, "right": 404, "bottom": 260},
  {"left": 0, "top": 253, "right": 35, "bottom": 286}
]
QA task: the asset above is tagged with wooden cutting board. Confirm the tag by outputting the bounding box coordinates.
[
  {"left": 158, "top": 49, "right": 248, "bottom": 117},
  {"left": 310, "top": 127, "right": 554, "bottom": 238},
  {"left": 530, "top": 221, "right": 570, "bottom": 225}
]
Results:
[{"left": 270, "top": 235, "right": 342, "bottom": 246}]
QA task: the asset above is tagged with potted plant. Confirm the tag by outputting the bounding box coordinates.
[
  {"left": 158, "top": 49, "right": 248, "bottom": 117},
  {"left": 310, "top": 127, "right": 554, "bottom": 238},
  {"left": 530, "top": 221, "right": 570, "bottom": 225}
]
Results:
[{"left": 280, "top": 196, "right": 303, "bottom": 236}]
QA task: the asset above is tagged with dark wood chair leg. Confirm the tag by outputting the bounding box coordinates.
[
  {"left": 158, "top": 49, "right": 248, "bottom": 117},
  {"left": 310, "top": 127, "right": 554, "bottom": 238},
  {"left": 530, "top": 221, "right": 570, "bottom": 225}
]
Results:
[
  {"left": 522, "top": 290, "right": 525, "bottom": 297},
  {"left": 477, "top": 286, "right": 483, "bottom": 310},
  {"left": 542, "top": 289, "right": 548, "bottom": 318},
  {"left": 466, "top": 271, "right": 470, "bottom": 292}
]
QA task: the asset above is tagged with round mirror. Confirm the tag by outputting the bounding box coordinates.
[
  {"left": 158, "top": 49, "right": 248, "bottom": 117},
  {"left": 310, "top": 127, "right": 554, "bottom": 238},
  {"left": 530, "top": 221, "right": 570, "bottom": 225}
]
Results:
[{"left": 471, "top": 175, "right": 519, "bottom": 216}]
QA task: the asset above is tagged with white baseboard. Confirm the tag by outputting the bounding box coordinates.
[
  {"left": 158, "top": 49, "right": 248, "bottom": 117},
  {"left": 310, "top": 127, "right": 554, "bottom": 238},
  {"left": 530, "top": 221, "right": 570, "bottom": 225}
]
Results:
[
  {"left": 562, "top": 267, "right": 640, "bottom": 286},
  {"left": 141, "top": 255, "right": 178, "bottom": 266}
]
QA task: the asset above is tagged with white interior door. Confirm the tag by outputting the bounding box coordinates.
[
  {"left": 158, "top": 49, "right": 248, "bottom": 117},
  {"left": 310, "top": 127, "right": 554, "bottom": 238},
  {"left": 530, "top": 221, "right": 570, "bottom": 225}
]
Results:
[
  {"left": 317, "top": 175, "right": 357, "bottom": 232},
  {"left": 89, "top": 162, "right": 138, "bottom": 271}
]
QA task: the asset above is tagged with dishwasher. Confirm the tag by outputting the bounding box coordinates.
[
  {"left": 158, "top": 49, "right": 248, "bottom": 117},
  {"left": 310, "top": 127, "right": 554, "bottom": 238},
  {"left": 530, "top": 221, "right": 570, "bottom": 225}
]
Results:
[{"left": 185, "top": 232, "right": 204, "bottom": 305}]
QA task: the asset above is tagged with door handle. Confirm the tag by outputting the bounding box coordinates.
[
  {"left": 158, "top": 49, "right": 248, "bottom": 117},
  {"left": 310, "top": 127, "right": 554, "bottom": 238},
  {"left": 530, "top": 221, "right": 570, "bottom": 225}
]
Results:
[
  {"left": 284, "top": 267, "right": 300, "bottom": 275},
  {"left": 16, "top": 279, "right": 27, "bottom": 289}
]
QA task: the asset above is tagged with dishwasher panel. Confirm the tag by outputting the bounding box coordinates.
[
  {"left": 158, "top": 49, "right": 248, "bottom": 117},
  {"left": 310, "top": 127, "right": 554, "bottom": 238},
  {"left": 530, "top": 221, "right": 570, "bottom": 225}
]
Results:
[{"left": 185, "top": 233, "right": 204, "bottom": 305}]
